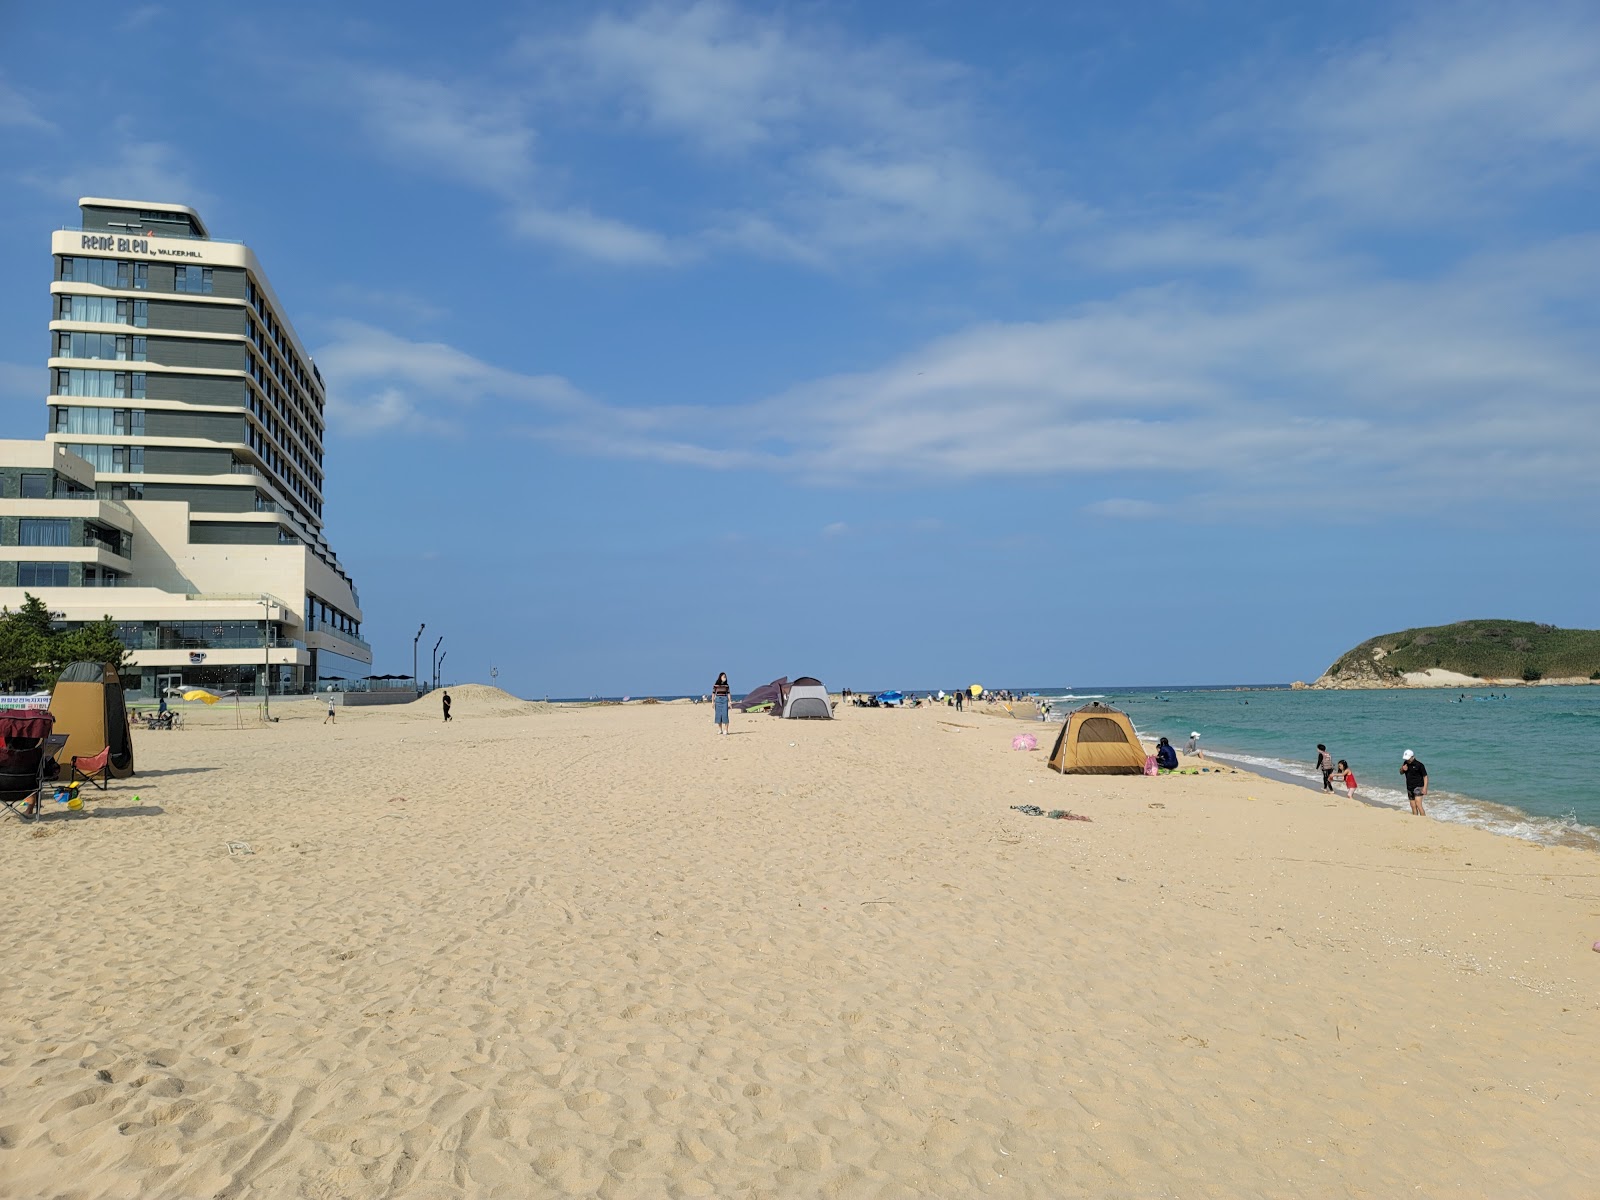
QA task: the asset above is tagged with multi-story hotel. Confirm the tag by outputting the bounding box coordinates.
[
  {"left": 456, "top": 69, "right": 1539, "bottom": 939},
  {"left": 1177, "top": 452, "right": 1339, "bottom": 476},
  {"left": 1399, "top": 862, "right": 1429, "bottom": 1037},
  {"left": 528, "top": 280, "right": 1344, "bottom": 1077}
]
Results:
[{"left": 0, "top": 198, "right": 370, "bottom": 696}]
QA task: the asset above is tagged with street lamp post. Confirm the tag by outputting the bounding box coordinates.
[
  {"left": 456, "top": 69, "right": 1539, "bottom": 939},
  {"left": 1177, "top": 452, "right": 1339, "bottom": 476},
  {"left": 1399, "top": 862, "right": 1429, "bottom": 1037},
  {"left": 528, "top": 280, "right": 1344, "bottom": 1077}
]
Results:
[
  {"left": 437, "top": 651, "right": 447, "bottom": 686},
  {"left": 432, "top": 636, "right": 443, "bottom": 691},
  {"left": 262, "top": 596, "right": 272, "bottom": 721},
  {"left": 413, "top": 623, "right": 425, "bottom": 695}
]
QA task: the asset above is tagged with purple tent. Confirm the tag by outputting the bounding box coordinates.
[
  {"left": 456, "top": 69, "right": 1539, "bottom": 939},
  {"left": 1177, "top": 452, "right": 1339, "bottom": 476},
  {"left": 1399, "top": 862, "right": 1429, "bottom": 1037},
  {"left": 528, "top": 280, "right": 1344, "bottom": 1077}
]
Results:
[{"left": 736, "top": 677, "right": 788, "bottom": 713}]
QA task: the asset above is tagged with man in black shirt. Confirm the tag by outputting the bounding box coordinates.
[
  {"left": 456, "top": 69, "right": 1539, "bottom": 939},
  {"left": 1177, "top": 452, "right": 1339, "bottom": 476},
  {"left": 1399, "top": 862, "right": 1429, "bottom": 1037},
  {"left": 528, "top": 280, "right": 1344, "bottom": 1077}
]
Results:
[{"left": 1400, "top": 749, "right": 1427, "bottom": 816}]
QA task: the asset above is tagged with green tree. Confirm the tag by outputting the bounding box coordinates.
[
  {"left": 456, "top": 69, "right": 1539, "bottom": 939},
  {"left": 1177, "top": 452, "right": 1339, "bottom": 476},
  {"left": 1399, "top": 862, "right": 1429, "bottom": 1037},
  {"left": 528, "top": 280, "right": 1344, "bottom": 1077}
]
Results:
[
  {"left": 0, "top": 594, "right": 60, "bottom": 690},
  {"left": 53, "top": 617, "right": 130, "bottom": 679},
  {"left": 0, "top": 596, "right": 130, "bottom": 691}
]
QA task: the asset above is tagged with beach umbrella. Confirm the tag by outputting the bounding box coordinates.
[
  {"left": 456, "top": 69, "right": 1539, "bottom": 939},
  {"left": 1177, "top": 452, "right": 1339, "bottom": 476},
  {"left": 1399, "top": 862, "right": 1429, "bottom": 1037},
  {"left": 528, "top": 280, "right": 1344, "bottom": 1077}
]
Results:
[
  {"left": 182, "top": 689, "right": 222, "bottom": 704},
  {"left": 969, "top": 684, "right": 983, "bottom": 697}
]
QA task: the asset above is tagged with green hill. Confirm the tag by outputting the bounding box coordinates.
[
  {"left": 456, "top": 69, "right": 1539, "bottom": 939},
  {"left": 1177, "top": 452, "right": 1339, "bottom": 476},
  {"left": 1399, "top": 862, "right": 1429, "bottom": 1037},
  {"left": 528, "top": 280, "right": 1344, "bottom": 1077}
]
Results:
[{"left": 1318, "top": 620, "right": 1600, "bottom": 686}]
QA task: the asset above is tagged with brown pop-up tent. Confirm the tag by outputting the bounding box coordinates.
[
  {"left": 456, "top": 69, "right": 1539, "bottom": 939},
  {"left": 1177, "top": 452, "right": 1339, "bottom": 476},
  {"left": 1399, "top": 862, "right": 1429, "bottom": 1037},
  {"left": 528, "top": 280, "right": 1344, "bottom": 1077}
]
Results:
[
  {"left": 1046, "top": 701, "right": 1146, "bottom": 774},
  {"left": 49, "top": 662, "right": 135, "bottom": 779}
]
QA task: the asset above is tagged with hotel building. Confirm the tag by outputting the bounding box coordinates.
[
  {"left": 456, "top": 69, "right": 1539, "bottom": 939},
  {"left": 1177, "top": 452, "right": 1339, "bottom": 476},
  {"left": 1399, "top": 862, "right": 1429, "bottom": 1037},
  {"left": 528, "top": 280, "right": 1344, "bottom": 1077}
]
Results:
[{"left": 0, "top": 198, "right": 370, "bottom": 696}]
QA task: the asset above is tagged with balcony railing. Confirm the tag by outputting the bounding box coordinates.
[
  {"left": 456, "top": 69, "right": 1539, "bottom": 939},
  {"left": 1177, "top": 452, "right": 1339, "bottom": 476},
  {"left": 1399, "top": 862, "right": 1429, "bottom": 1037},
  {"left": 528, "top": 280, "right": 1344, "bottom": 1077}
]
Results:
[
  {"left": 58, "top": 225, "right": 244, "bottom": 245},
  {"left": 129, "top": 635, "right": 307, "bottom": 651},
  {"left": 83, "top": 532, "right": 129, "bottom": 557},
  {"left": 307, "top": 621, "right": 370, "bottom": 652}
]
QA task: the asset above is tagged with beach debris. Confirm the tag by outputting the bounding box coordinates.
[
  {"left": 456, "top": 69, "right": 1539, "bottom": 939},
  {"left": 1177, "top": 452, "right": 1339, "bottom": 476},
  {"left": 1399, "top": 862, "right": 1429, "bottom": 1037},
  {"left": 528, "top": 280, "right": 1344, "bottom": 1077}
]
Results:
[
  {"left": 1010, "top": 804, "right": 1045, "bottom": 816},
  {"left": 1011, "top": 733, "right": 1038, "bottom": 751},
  {"left": 1048, "top": 810, "right": 1092, "bottom": 821},
  {"left": 389, "top": 796, "right": 407, "bottom": 803},
  {"left": 1148, "top": 802, "right": 1166, "bottom": 809},
  {"left": 226, "top": 841, "right": 254, "bottom": 856},
  {"left": 1593, "top": 941, "right": 1600, "bottom": 953}
]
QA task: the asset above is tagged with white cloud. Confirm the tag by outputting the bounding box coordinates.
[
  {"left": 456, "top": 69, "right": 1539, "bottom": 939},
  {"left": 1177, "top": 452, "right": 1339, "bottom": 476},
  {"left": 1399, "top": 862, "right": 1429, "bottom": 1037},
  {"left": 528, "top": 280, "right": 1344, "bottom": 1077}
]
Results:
[
  {"left": 1269, "top": 10, "right": 1600, "bottom": 224},
  {"left": 315, "top": 320, "right": 591, "bottom": 437},
  {"left": 319, "top": 66, "right": 681, "bottom": 265},
  {"left": 1085, "top": 499, "right": 1165, "bottom": 520},
  {"left": 511, "top": 204, "right": 685, "bottom": 266},
  {"left": 0, "top": 79, "right": 53, "bottom": 131},
  {"left": 31, "top": 135, "right": 207, "bottom": 207},
  {"left": 535, "top": 1, "right": 1029, "bottom": 258},
  {"left": 324, "top": 230, "right": 1600, "bottom": 512},
  {"left": 343, "top": 70, "right": 535, "bottom": 194}
]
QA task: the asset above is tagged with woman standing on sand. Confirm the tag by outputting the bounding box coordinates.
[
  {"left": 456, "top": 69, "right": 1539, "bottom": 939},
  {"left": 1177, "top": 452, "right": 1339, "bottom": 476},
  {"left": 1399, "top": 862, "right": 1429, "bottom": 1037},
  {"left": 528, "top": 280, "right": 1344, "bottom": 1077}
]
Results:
[{"left": 712, "top": 672, "right": 731, "bottom": 735}]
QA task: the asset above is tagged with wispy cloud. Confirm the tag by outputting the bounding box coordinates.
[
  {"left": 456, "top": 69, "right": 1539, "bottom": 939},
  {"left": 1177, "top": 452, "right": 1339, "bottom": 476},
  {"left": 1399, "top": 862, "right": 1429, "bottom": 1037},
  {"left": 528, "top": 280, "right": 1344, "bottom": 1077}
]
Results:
[
  {"left": 319, "top": 65, "right": 683, "bottom": 265},
  {"left": 1262, "top": 8, "right": 1600, "bottom": 226},
  {"left": 324, "top": 227, "right": 1600, "bottom": 513},
  {"left": 0, "top": 78, "right": 53, "bottom": 132},
  {"left": 1085, "top": 499, "right": 1165, "bottom": 520},
  {"left": 27, "top": 131, "right": 207, "bottom": 208},
  {"left": 315, "top": 320, "right": 591, "bottom": 435},
  {"left": 539, "top": 1, "right": 1029, "bottom": 258}
]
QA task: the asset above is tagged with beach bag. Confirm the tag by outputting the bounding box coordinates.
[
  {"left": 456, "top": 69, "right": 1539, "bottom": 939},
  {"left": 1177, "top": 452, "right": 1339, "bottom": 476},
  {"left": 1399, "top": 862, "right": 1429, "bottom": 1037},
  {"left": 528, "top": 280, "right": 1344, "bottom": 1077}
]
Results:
[{"left": 1143, "top": 755, "right": 1158, "bottom": 776}]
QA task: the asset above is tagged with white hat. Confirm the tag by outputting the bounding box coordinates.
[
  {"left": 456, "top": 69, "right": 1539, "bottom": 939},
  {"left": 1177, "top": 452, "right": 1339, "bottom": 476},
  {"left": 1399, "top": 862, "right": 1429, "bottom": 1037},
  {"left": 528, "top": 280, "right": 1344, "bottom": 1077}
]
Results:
[
  {"left": 1190, "top": 732, "right": 1200, "bottom": 739},
  {"left": 1402, "top": 749, "right": 1414, "bottom": 761}
]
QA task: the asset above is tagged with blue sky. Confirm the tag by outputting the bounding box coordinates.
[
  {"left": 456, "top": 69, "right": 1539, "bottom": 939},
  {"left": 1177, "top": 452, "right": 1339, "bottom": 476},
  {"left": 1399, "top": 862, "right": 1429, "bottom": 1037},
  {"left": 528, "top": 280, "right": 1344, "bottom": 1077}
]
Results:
[{"left": 2, "top": 1, "right": 1598, "bottom": 695}]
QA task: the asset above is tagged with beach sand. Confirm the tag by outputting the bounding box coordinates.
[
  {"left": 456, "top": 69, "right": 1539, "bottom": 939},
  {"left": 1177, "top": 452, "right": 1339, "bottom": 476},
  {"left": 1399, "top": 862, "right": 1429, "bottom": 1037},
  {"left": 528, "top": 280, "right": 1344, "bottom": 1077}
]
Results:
[{"left": 3, "top": 688, "right": 1597, "bottom": 1198}]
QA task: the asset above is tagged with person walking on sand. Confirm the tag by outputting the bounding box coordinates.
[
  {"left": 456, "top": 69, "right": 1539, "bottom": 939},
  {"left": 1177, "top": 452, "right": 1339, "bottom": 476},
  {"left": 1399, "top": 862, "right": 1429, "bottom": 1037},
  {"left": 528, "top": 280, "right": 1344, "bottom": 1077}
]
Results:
[
  {"left": 1400, "top": 749, "right": 1427, "bottom": 816},
  {"left": 324, "top": 695, "right": 337, "bottom": 725},
  {"left": 442, "top": 690, "right": 452, "bottom": 722},
  {"left": 712, "top": 672, "right": 731, "bottom": 735},
  {"left": 1338, "top": 759, "right": 1357, "bottom": 799},
  {"left": 1316, "top": 744, "right": 1335, "bottom": 791}
]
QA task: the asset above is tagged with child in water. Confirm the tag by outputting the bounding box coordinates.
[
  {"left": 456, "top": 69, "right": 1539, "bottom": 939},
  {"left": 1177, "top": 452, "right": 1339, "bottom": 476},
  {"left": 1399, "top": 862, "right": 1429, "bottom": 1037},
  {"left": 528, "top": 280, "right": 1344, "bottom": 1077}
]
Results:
[{"left": 1338, "top": 759, "right": 1357, "bottom": 799}]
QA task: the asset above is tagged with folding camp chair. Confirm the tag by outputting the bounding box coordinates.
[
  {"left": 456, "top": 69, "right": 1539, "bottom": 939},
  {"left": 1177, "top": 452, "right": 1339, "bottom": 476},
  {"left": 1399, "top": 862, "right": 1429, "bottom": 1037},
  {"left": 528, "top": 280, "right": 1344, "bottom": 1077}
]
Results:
[
  {"left": 70, "top": 746, "right": 112, "bottom": 791},
  {"left": 0, "top": 710, "right": 59, "bottom": 821}
]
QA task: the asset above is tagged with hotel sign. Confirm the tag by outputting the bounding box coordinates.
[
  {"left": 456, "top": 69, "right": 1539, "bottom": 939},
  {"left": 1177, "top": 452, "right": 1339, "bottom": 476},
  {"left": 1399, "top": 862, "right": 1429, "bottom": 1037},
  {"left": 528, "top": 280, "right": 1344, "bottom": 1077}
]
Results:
[{"left": 79, "top": 234, "right": 202, "bottom": 259}]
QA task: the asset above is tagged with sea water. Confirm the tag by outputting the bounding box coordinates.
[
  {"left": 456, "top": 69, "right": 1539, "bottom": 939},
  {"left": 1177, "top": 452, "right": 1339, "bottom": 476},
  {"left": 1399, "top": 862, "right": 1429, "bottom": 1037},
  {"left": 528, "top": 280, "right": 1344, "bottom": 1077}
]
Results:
[{"left": 1033, "top": 685, "right": 1600, "bottom": 852}]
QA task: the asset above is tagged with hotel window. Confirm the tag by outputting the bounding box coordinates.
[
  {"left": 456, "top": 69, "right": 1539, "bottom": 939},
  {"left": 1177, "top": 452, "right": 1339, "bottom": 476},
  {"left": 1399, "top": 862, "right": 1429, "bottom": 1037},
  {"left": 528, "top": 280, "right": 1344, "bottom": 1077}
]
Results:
[
  {"left": 20, "top": 473, "right": 51, "bottom": 499},
  {"left": 100, "top": 483, "right": 144, "bottom": 500},
  {"left": 18, "top": 562, "right": 70, "bottom": 587},
  {"left": 65, "top": 445, "right": 143, "bottom": 474},
  {"left": 58, "top": 295, "right": 120, "bottom": 323},
  {"left": 56, "top": 332, "right": 146, "bottom": 362},
  {"left": 60, "top": 257, "right": 123, "bottom": 287},
  {"left": 19, "top": 519, "right": 70, "bottom": 547},
  {"left": 57, "top": 368, "right": 119, "bottom": 397},
  {"left": 174, "top": 266, "right": 213, "bottom": 295}
]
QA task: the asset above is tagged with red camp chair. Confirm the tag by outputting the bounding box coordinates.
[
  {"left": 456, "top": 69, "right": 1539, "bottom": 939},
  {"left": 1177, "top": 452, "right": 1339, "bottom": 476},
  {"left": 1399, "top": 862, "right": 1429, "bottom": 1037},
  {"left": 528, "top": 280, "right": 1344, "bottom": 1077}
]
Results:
[{"left": 70, "top": 746, "right": 111, "bottom": 791}]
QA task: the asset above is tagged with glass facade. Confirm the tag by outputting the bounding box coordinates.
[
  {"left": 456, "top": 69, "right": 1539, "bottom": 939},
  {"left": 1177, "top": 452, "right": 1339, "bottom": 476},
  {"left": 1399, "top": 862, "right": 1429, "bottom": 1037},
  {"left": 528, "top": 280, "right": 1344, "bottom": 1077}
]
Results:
[
  {"left": 173, "top": 266, "right": 214, "bottom": 294},
  {"left": 53, "top": 407, "right": 145, "bottom": 436},
  {"left": 63, "top": 443, "right": 144, "bottom": 473},
  {"left": 55, "top": 368, "right": 145, "bottom": 399},
  {"left": 60, "top": 257, "right": 147, "bottom": 289},
  {"left": 19, "top": 518, "right": 70, "bottom": 546},
  {"left": 55, "top": 332, "right": 146, "bottom": 361},
  {"left": 57, "top": 295, "right": 148, "bottom": 326},
  {"left": 18, "top": 562, "right": 70, "bottom": 587}
]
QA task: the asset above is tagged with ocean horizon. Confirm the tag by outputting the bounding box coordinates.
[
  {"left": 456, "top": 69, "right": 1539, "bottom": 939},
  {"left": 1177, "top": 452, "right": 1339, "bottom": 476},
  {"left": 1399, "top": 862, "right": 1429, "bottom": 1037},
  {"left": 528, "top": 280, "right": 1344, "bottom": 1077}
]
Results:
[{"left": 536, "top": 682, "right": 1600, "bottom": 853}]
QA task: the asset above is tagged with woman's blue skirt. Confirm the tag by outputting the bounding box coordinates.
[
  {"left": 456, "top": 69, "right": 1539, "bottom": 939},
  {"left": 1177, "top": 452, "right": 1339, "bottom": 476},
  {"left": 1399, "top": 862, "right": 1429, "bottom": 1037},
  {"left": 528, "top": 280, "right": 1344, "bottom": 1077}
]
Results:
[{"left": 714, "top": 694, "right": 729, "bottom": 724}]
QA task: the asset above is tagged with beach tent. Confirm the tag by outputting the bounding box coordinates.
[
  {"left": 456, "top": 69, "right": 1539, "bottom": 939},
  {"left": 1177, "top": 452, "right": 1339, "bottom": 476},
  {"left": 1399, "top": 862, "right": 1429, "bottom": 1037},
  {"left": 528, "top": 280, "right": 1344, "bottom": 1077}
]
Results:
[
  {"left": 781, "top": 677, "right": 833, "bottom": 719},
  {"left": 1046, "top": 701, "right": 1145, "bottom": 775},
  {"left": 736, "top": 677, "right": 788, "bottom": 713},
  {"left": 49, "top": 662, "right": 135, "bottom": 779}
]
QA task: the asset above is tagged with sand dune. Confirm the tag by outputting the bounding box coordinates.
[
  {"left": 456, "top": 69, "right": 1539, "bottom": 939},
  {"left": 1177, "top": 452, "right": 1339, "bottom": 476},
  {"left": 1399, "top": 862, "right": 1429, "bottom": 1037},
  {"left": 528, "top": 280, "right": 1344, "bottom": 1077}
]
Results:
[{"left": 2, "top": 696, "right": 1597, "bottom": 1197}]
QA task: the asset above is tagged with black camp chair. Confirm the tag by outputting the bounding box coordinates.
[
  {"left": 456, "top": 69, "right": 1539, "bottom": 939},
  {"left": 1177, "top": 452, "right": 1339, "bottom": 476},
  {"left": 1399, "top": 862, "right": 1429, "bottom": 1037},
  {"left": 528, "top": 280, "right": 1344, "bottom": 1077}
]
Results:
[{"left": 0, "top": 713, "right": 67, "bottom": 822}]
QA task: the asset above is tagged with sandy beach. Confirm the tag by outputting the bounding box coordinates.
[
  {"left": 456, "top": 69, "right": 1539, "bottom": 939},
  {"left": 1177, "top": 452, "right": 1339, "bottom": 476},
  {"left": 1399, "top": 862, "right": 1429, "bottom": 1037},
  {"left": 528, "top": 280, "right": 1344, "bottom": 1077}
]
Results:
[{"left": 2, "top": 687, "right": 1597, "bottom": 1199}]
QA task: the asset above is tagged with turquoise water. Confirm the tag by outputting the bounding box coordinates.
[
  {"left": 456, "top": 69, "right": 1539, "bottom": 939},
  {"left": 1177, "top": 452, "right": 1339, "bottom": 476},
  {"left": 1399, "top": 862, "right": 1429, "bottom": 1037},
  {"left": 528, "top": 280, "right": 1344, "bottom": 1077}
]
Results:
[{"left": 1035, "top": 685, "right": 1600, "bottom": 852}]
